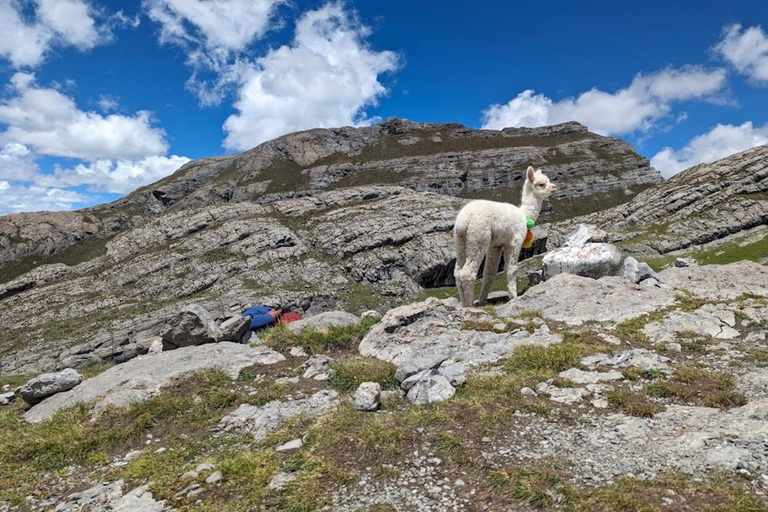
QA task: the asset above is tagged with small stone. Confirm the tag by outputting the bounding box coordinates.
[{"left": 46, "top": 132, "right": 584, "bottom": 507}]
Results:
[
  {"left": 666, "top": 343, "right": 682, "bottom": 352},
  {"left": 597, "top": 333, "right": 622, "bottom": 346},
  {"left": 437, "top": 362, "right": 466, "bottom": 387},
  {"left": 302, "top": 355, "right": 336, "bottom": 381},
  {"left": 205, "top": 471, "right": 223, "bottom": 484},
  {"left": 0, "top": 391, "right": 15, "bottom": 405},
  {"left": 623, "top": 257, "right": 641, "bottom": 284},
  {"left": 269, "top": 472, "right": 296, "bottom": 491},
  {"left": 196, "top": 463, "right": 215, "bottom": 472},
  {"left": 361, "top": 310, "right": 382, "bottom": 321},
  {"left": 481, "top": 437, "right": 491, "bottom": 443},
  {"left": 124, "top": 450, "right": 143, "bottom": 461},
  {"left": 674, "top": 258, "right": 695, "bottom": 268},
  {"left": 182, "top": 470, "right": 199, "bottom": 479},
  {"left": 591, "top": 398, "right": 609, "bottom": 409},
  {"left": 455, "top": 479, "right": 465, "bottom": 487},
  {"left": 187, "top": 488, "right": 205, "bottom": 498},
  {"left": 154, "top": 447, "right": 166, "bottom": 454},
  {"left": 492, "top": 322, "right": 506, "bottom": 331},
  {"left": 520, "top": 387, "right": 537, "bottom": 397},
  {"left": 289, "top": 346, "right": 308, "bottom": 357},
  {"left": 275, "top": 439, "right": 304, "bottom": 452},
  {"left": 406, "top": 373, "right": 456, "bottom": 405},
  {"left": 354, "top": 382, "right": 381, "bottom": 411}
]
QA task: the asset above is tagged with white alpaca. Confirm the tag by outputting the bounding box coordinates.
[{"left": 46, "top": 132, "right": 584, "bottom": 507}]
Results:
[{"left": 453, "top": 166, "right": 557, "bottom": 307}]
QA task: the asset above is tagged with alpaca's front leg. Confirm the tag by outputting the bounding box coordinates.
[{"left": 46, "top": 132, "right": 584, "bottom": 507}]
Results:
[{"left": 504, "top": 242, "right": 523, "bottom": 299}]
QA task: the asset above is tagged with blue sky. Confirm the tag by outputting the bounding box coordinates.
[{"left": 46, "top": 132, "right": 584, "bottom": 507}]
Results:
[{"left": 1, "top": 0, "right": 767, "bottom": 214}]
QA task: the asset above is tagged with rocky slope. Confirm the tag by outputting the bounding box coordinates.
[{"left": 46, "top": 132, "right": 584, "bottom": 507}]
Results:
[
  {"left": 549, "top": 143, "right": 768, "bottom": 262},
  {"left": 2, "top": 261, "right": 766, "bottom": 511},
  {"left": 0, "top": 120, "right": 661, "bottom": 375}
]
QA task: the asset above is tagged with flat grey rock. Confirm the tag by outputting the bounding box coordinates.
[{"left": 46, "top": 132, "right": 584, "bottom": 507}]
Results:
[
  {"left": 361, "top": 298, "right": 561, "bottom": 367},
  {"left": 643, "top": 303, "right": 741, "bottom": 343},
  {"left": 558, "top": 368, "right": 624, "bottom": 384},
  {"left": 497, "top": 274, "right": 677, "bottom": 326},
  {"left": 287, "top": 311, "right": 360, "bottom": 332},
  {"left": 24, "top": 343, "right": 284, "bottom": 423},
  {"left": 581, "top": 349, "right": 671, "bottom": 372},
  {"left": 218, "top": 389, "right": 339, "bottom": 441},
  {"left": 659, "top": 261, "right": 768, "bottom": 300}
]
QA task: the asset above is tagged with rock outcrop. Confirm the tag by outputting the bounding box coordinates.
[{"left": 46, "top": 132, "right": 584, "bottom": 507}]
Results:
[{"left": 550, "top": 143, "right": 768, "bottom": 258}]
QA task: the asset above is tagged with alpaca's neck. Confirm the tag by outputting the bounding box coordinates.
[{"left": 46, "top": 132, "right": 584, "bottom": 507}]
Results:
[{"left": 520, "top": 186, "right": 543, "bottom": 221}]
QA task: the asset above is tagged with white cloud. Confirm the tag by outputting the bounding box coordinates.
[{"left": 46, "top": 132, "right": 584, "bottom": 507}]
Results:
[
  {"left": 0, "top": 142, "right": 40, "bottom": 181},
  {"left": 715, "top": 24, "right": 768, "bottom": 85},
  {"left": 650, "top": 121, "right": 768, "bottom": 178},
  {"left": 143, "top": 0, "right": 285, "bottom": 104},
  {"left": 0, "top": 73, "right": 169, "bottom": 160},
  {"left": 222, "top": 3, "right": 399, "bottom": 150},
  {"left": 144, "top": 0, "right": 284, "bottom": 52},
  {"left": 0, "top": 0, "right": 106, "bottom": 68},
  {"left": 482, "top": 66, "right": 727, "bottom": 135},
  {"left": 41, "top": 154, "right": 191, "bottom": 193},
  {"left": 0, "top": 76, "right": 190, "bottom": 211},
  {"left": 0, "top": 180, "right": 90, "bottom": 214}
]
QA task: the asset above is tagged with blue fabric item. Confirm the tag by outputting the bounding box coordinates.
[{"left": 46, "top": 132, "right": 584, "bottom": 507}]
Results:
[{"left": 242, "top": 306, "right": 275, "bottom": 330}]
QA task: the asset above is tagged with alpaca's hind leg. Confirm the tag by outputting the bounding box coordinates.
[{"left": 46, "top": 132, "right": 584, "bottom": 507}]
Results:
[
  {"left": 457, "top": 254, "right": 483, "bottom": 307},
  {"left": 453, "top": 230, "right": 468, "bottom": 306},
  {"left": 478, "top": 245, "right": 502, "bottom": 305},
  {"left": 503, "top": 240, "right": 524, "bottom": 299}
]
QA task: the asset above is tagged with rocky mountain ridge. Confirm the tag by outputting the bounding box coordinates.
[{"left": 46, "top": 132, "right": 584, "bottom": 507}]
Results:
[
  {"left": 0, "top": 120, "right": 663, "bottom": 375},
  {"left": 0, "top": 119, "right": 658, "bottom": 273}
]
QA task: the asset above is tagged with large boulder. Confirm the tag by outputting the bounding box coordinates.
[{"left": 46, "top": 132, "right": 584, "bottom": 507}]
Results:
[
  {"left": 216, "top": 316, "right": 252, "bottom": 342},
  {"left": 542, "top": 243, "right": 623, "bottom": 281},
  {"left": 24, "top": 343, "right": 285, "bottom": 423},
  {"left": 359, "top": 297, "right": 561, "bottom": 368},
  {"left": 20, "top": 368, "right": 83, "bottom": 405},
  {"left": 160, "top": 304, "right": 218, "bottom": 350}
]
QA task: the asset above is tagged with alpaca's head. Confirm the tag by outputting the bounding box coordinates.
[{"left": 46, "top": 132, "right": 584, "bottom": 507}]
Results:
[{"left": 524, "top": 166, "right": 557, "bottom": 200}]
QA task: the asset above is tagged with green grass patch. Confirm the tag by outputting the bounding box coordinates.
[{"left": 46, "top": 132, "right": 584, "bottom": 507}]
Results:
[
  {"left": 330, "top": 357, "right": 397, "bottom": 391},
  {"left": 261, "top": 318, "right": 378, "bottom": 355},
  {"left": 80, "top": 361, "right": 116, "bottom": 379},
  {"left": 505, "top": 342, "right": 591, "bottom": 373},
  {"left": 643, "top": 366, "right": 747, "bottom": 410},
  {"left": 606, "top": 389, "right": 665, "bottom": 417},
  {"left": 692, "top": 236, "right": 768, "bottom": 266}
]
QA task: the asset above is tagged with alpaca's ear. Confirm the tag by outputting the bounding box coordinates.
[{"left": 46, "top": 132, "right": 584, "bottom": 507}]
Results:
[{"left": 526, "top": 166, "right": 535, "bottom": 182}]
